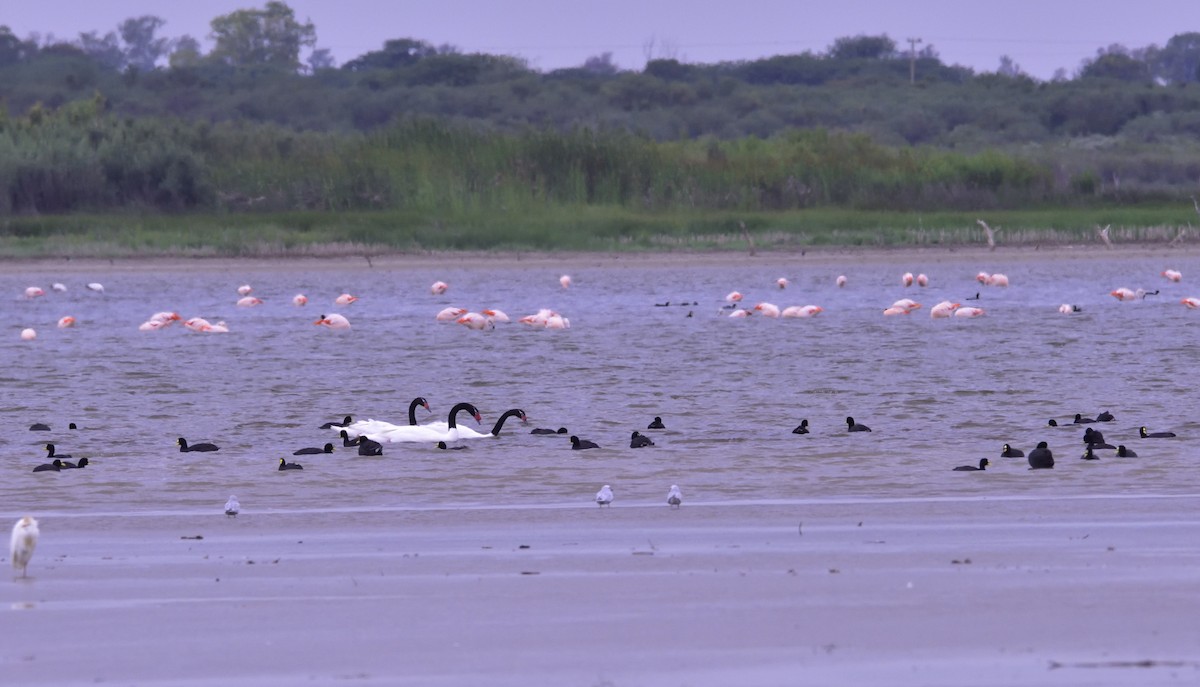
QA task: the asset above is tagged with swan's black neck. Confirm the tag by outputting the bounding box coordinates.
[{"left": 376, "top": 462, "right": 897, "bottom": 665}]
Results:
[
  {"left": 408, "top": 397, "right": 430, "bottom": 425},
  {"left": 447, "top": 402, "right": 480, "bottom": 429},
  {"left": 489, "top": 409, "right": 526, "bottom": 436}
]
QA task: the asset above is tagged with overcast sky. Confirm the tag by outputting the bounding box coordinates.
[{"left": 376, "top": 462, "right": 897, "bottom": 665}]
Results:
[{"left": 3, "top": 0, "right": 1196, "bottom": 78}]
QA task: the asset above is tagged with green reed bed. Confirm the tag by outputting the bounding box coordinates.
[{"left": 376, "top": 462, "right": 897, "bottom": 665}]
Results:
[{"left": 1, "top": 204, "right": 1194, "bottom": 258}]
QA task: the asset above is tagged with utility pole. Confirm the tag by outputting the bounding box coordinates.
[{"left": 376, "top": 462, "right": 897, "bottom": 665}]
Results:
[{"left": 906, "top": 37, "right": 923, "bottom": 84}]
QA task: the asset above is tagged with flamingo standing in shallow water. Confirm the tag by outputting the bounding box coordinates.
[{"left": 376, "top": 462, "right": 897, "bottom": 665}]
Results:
[
  {"left": 431, "top": 281, "right": 448, "bottom": 295},
  {"left": 519, "top": 308, "right": 557, "bottom": 327},
  {"left": 184, "top": 317, "right": 212, "bottom": 332},
  {"left": 916, "top": 273, "right": 929, "bottom": 287},
  {"left": 753, "top": 302, "right": 780, "bottom": 318},
  {"left": 725, "top": 291, "right": 743, "bottom": 303},
  {"left": 776, "top": 278, "right": 789, "bottom": 289},
  {"left": 560, "top": 275, "right": 571, "bottom": 289},
  {"left": 315, "top": 313, "right": 351, "bottom": 329},
  {"left": 456, "top": 312, "right": 494, "bottom": 330},
  {"left": 436, "top": 307, "right": 467, "bottom": 322},
  {"left": 987, "top": 274, "right": 1009, "bottom": 287},
  {"left": 292, "top": 294, "right": 308, "bottom": 306},
  {"left": 1163, "top": 269, "right": 1182, "bottom": 282},
  {"left": 24, "top": 287, "right": 44, "bottom": 299},
  {"left": 902, "top": 272, "right": 914, "bottom": 287},
  {"left": 20, "top": 328, "right": 36, "bottom": 341},
  {"left": 1110, "top": 288, "right": 1137, "bottom": 302},
  {"left": 976, "top": 272, "right": 990, "bottom": 284},
  {"left": 954, "top": 306, "right": 985, "bottom": 318},
  {"left": 1182, "top": 297, "right": 1200, "bottom": 309},
  {"left": 236, "top": 296, "right": 263, "bottom": 307},
  {"left": 930, "top": 301, "right": 959, "bottom": 318},
  {"left": 57, "top": 316, "right": 76, "bottom": 328},
  {"left": 836, "top": 275, "right": 847, "bottom": 287},
  {"left": 139, "top": 312, "right": 180, "bottom": 330},
  {"left": 482, "top": 308, "right": 509, "bottom": 322},
  {"left": 237, "top": 285, "right": 253, "bottom": 296},
  {"left": 781, "top": 305, "right": 822, "bottom": 318},
  {"left": 334, "top": 293, "right": 358, "bottom": 306}
]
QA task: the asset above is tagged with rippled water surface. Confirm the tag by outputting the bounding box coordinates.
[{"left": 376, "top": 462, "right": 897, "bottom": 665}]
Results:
[{"left": 3, "top": 251, "right": 1197, "bottom": 515}]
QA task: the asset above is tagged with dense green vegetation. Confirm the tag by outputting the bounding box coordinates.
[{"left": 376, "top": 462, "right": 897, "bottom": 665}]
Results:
[{"left": 3, "top": 4, "right": 1200, "bottom": 254}]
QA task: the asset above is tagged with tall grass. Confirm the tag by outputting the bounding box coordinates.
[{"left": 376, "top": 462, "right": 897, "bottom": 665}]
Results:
[
  {"left": 2, "top": 205, "right": 1194, "bottom": 258},
  {"left": 3, "top": 107, "right": 1199, "bottom": 256}
]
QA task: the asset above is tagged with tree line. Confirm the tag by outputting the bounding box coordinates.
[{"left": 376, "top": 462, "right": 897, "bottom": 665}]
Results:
[{"left": 2, "top": 3, "right": 1200, "bottom": 216}]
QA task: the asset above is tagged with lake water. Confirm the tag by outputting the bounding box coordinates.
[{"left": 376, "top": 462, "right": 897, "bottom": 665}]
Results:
[{"left": 3, "top": 250, "right": 1197, "bottom": 517}]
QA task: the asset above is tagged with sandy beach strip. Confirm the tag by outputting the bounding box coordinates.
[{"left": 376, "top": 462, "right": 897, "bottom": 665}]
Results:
[{"left": 3, "top": 494, "right": 1198, "bottom": 686}]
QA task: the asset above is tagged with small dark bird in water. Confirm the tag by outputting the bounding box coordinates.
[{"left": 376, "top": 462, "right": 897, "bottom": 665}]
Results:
[
  {"left": 647, "top": 416, "right": 666, "bottom": 429},
  {"left": 44, "top": 443, "right": 71, "bottom": 460},
  {"left": 1000, "top": 443, "right": 1024, "bottom": 457},
  {"left": 318, "top": 415, "right": 353, "bottom": 429},
  {"left": 846, "top": 416, "right": 872, "bottom": 432},
  {"left": 29, "top": 423, "right": 50, "bottom": 431},
  {"left": 792, "top": 419, "right": 809, "bottom": 435},
  {"left": 630, "top": 431, "right": 655, "bottom": 448},
  {"left": 1073, "top": 413, "right": 1095, "bottom": 424},
  {"left": 1048, "top": 419, "right": 1059, "bottom": 427},
  {"left": 278, "top": 457, "right": 304, "bottom": 471},
  {"left": 68, "top": 422, "right": 77, "bottom": 429},
  {"left": 953, "top": 458, "right": 989, "bottom": 471},
  {"left": 357, "top": 438, "right": 383, "bottom": 456},
  {"left": 177, "top": 437, "right": 219, "bottom": 452},
  {"left": 1117, "top": 445, "right": 1137, "bottom": 457},
  {"left": 1083, "top": 428, "right": 1115, "bottom": 449},
  {"left": 530, "top": 427, "right": 568, "bottom": 435},
  {"left": 965, "top": 292, "right": 981, "bottom": 301},
  {"left": 293, "top": 443, "right": 334, "bottom": 455},
  {"left": 1081, "top": 447, "right": 1100, "bottom": 460},
  {"left": 62, "top": 457, "right": 89, "bottom": 469},
  {"left": 33, "top": 459, "right": 63, "bottom": 472},
  {"left": 436, "top": 441, "right": 468, "bottom": 450},
  {"left": 1140, "top": 426, "right": 1177, "bottom": 438},
  {"left": 1095, "top": 411, "right": 1115, "bottom": 422},
  {"left": 1028, "top": 441, "right": 1054, "bottom": 470},
  {"left": 570, "top": 435, "right": 600, "bottom": 450},
  {"left": 338, "top": 429, "right": 362, "bottom": 447}
]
